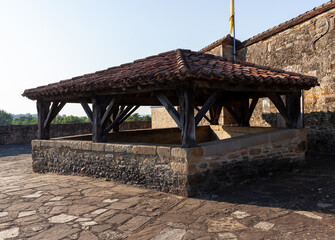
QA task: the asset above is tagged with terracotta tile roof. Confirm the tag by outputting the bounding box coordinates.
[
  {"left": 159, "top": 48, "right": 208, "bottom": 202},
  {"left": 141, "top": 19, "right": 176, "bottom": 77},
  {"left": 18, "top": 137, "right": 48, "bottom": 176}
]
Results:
[
  {"left": 243, "top": 0, "right": 335, "bottom": 47},
  {"left": 23, "top": 49, "right": 318, "bottom": 100}
]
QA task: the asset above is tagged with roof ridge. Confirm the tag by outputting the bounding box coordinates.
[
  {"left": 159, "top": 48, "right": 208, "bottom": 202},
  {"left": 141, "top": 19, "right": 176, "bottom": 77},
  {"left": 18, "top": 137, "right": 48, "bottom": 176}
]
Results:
[
  {"left": 176, "top": 49, "right": 189, "bottom": 76},
  {"left": 242, "top": 1, "right": 335, "bottom": 47}
]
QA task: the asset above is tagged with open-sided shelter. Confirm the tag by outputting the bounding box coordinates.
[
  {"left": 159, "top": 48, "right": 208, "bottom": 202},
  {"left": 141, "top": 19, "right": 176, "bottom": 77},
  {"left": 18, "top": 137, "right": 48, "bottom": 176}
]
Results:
[{"left": 23, "top": 49, "right": 318, "bottom": 196}]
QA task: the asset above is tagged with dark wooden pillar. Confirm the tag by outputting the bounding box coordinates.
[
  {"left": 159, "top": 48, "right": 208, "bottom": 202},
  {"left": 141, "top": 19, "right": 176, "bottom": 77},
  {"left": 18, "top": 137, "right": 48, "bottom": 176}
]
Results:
[
  {"left": 287, "top": 92, "right": 301, "bottom": 128},
  {"left": 179, "top": 87, "right": 196, "bottom": 147},
  {"left": 92, "top": 97, "right": 106, "bottom": 142},
  {"left": 37, "top": 100, "right": 50, "bottom": 139}
]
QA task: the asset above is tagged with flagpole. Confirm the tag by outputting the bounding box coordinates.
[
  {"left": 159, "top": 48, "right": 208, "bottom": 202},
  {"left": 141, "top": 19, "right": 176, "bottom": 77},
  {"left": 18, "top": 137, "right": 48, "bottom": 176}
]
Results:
[{"left": 233, "top": 1, "right": 236, "bottom": 61}]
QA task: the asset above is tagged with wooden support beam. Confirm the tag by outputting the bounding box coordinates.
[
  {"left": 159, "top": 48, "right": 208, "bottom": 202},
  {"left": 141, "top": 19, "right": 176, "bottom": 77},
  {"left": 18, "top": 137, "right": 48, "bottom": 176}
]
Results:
[
  {"left": 243, "top": 98, "right": 259, "bottom": 126},
  {"left": 179, "top": 87, "right": 197, "bottom": 148},
  {"left": 44, "top": 101, "right": 66, "bottom": 129},
  {"left": 155, "top": 92, "right": 181, "bottom": 129},
  {"left": 267, "top": 93, "right": 290, "bottom": 124},
  {"left": 194, "top": 91, "right": 220, "bottom": 126},
  {"left": 209, "top": 106, "right": 222, "bottom": 125},
  {"left": 195, "top": 106, "right": 211, "bottom": 123},
  {"left": 287, "top": 92, "right": 301, "bottom": 128},
  {"left": 92, "top": 97, "right": 106, "bottom": 143},
  {"left": 105, "top": 105, "right": 134, "bottom": 133},
  {"left": 37, "top": 100, "right": 50, "bottom": 139},
  {"left": 101, "top": 97, "right": 119, "bottom": 127},
  {"left": 111, "top": 106, "right": 120, "bottom": 132},
  {"left": 118, "top": 105, "right": 140, "bottom": 125},
  {"left": 80, "top": 100, "right": 93, "bottom": 123},
  {"left": 223, "top": 103, "right": 240, "bottom": 123}
]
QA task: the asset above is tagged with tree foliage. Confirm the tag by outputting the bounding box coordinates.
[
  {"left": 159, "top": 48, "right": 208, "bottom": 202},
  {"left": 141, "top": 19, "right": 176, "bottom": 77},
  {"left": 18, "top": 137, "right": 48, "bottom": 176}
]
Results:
[
  {"left": 125, "top": 113, "right": 151, "bottom": 122},
  {"left": 0, "top": 110, "right": 151, "bottom": 125},
  {"left": 0, "top": 110, "right": 13, "bottom": 126}
]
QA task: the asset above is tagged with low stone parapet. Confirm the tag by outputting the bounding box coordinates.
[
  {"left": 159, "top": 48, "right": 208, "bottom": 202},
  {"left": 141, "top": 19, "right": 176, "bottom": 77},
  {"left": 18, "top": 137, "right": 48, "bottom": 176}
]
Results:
[{"left": 32, "top": 127, "right": 307, "bottom": 196}]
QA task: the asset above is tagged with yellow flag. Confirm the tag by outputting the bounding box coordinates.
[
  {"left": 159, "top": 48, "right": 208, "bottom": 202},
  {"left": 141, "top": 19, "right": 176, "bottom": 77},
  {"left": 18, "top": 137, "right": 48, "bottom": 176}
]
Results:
[{"left": 229, "top": 0, "right": 234, "bottom": 34}]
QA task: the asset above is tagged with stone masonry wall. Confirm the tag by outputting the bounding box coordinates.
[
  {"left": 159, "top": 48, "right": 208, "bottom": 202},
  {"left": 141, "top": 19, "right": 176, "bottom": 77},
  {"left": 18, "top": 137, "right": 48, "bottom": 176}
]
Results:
[
  {"left": 204, "top": 8, "right": 335, "bottom": 152},
  {"left": 32, "top": 140, "right": 189, "bottom": 196},
  {"left": 184, "top": 128, "right": 307, "bottom": 195},
  {"left": 32, "top": 128, "right": 306, "bottom": 197},
  {"left": 237, "top": 8, "right": 335, "bottom": 152},
  {"left": 0, "top": 121, "right": 151, "bottom": 145}
]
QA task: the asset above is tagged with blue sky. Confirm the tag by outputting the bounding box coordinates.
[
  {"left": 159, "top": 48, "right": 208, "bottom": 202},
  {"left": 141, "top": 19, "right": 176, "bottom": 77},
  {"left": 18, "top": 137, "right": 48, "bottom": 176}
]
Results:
[{"left": 0, "top": 0, "right": 328, "bottom": 116}]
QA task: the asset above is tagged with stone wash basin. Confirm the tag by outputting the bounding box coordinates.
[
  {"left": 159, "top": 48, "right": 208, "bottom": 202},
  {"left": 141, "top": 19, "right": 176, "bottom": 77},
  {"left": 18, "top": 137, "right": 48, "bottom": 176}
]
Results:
[{"left": 32, "top": 126, "right": 307, "bottom": 196}]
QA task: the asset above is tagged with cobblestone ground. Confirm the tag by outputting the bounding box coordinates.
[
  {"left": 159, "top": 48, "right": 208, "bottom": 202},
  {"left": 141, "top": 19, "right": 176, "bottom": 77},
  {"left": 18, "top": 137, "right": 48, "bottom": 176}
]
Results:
[{"left": 1, "top": 144, "right": 335, "bottom": 240}]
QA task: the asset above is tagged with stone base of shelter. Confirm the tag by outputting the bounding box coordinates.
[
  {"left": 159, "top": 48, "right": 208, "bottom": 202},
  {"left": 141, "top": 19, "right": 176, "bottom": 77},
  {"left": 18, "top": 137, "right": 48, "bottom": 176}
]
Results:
[{"left": 31, "top": 126, "right": 307, "bottom": 197}]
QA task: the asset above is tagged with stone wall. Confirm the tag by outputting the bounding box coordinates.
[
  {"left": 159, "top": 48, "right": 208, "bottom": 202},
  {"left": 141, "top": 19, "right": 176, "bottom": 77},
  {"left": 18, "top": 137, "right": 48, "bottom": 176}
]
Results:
[
  {"left": 0, "top": 121, "right": 151, "bottom": 145},
  {"left": 202, "top": 7, "right": 335, "bottom": 153},
  {"left": 237, "top": 8, "right": 335, "bottom": 152},
  {"left": 151, "top": 107, "right": 223, "bottom": 129},
  {"left": 32, "top": 127, "right": 306, "bottom": 196}
]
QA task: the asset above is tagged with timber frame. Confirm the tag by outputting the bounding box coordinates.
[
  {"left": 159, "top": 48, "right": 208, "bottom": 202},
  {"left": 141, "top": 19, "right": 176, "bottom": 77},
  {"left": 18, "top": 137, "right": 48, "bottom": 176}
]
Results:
[
  {"left": 25, "top": 49, "right": 317, "bottom": 147},
  {"left": 35, "top": 86, "right": 303, "bottom": 147}
]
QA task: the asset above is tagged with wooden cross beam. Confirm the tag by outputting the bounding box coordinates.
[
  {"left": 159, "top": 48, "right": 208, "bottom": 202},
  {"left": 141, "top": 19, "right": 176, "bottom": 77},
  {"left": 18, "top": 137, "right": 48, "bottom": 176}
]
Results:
[
  {"left": 100, "top": 97, "right": 119, "bottom": 127},
  {"left": 267, "top": 93, "right": 291, "bottom": 124},
  {"left": 80, "top": 99, "right": 93, "bottom": 123},
  {"left": 155, "top": 92, "right": 182, "bottom": 129},
  {"left": 44, "top": 101, "right": 66, "bottom": 129},
  {"left": 37, "top": 100, "right": 66, "bottom": 139},
  {"left": 195, "top": 106, "right": 211, "bottom": 123},
  {"left": 105, "top": 105, "right": 134, "bottom": 133},
  {"left": 242, "top": 98, "right": 259, "bottom": 126},
  {"left": 194, "top": 91, "right": 220, "bottom": 126}
]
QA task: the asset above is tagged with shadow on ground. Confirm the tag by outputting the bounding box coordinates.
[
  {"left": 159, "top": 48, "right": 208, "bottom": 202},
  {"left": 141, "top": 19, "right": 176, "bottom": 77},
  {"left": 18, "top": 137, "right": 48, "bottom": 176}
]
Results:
[
  {"left": 0, "top": 143, "right": 31, "bottom": 157},
  {"left": 196, "top": 152, "right": 335, "bottom": 215}
]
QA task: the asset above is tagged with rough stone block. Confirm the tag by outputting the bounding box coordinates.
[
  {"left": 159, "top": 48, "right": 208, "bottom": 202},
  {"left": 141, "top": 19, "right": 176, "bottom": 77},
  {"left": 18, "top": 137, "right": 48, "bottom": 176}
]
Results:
[
  {"left": 132, "top": 145, "right": 157, "bottom": 155},
  {"left": 171, "top": 147, "right": 187, "bottom": 159},
  {"left": 186, "top": 147, "right": 204, "bottom": 162},
  {"left": 92, "top": 143, "right": 105, "bottom": 152},
  {"left": 31, "top": 140, "right": 41, "bottom": 150},
  {"left": 157, "top": 146, "right": 171, "bottom": 158},
  {"left": 81, "top": 142, "right": 92, "bottom": 151},
  {"left": 70, "top": 141, "right": 82, "bottom": 150},
  {"left": 113, "top": 144, "right": 132, "bottom": 153},
  {"left": 105, "top": 144, "right": 114, "bottom": 152},
  {"left": 171, "top": 162, "right": 187, "bottom": 174},
  {"left": 249, "top": 148, "right": 262, "bottom": 155}
]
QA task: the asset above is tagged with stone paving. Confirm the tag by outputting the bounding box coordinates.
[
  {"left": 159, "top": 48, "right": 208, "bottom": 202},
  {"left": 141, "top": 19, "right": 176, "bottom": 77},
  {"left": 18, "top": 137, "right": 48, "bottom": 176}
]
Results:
[{"left": 1, "top": 144, "right": 335, "bottom": 239}]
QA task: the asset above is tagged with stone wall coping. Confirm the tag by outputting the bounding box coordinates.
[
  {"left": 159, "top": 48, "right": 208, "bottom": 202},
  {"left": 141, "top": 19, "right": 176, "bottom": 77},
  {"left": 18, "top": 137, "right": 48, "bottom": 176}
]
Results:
[
  {"left": 200, "top": 128, "right": 306, "bottom": 157},
  {"left": 33, "top": 128, "right": 306, "bottom": 160}
]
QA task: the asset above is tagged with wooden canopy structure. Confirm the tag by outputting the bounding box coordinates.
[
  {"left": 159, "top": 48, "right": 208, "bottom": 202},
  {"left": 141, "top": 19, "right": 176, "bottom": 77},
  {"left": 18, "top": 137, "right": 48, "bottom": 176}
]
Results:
[{"left": 23, "top": 49, "right": 318, "bottom": 147}]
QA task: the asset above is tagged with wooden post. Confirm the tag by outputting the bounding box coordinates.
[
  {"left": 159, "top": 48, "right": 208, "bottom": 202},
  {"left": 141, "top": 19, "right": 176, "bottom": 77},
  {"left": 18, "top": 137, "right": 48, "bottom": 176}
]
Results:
[
  {"left": 179, "top": 87, "right": 196, "bottom": 147},
  {"left": 37, "top": 100, "right": 50, "bottom": 139},
  {"left": 111, "top": 106, "right": 120, "bottom": 132},
  {"left": 92, "top": 97, "right": 106, "bottom": 142},
  {"left": 287, "top": 92, "right": 301, "bottom": 128}
]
